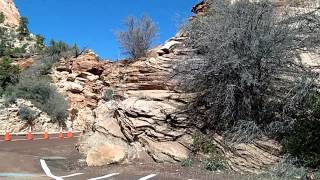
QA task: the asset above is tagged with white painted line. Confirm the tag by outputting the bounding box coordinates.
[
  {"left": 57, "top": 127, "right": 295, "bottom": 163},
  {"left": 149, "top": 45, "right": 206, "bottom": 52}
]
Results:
[
  {"left": 138, "top": 174, "right": 157, "bottom": 180},
  {"left": 40, "top": 159, "right": 83, "bottom": 180},
  {"left": 88, "top": 173, "right": 120, "bottom": 180},
  {"left": 61, "top": 173, "right": 84, "bottom": 178},
  {"left": 40, "top": 159, "right": 63, "bottom": 180}
]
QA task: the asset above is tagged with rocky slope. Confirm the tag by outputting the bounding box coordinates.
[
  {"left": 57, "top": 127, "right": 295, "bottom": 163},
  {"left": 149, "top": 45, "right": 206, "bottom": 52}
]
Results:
[
  {"left": 0, "top": 99, "right": 60, "bottom": 133},
  {"left": 0, "top": 0, "right": 298, "bottom": 174},
  {"left": 48, "top": 30, "right": 281, "bottom": 173},
  {"left": 52, "top": 32, "right": 194, "bottom": 162},
  {"left": 0, "top": 0, "right": 20, "bottom": 27}
]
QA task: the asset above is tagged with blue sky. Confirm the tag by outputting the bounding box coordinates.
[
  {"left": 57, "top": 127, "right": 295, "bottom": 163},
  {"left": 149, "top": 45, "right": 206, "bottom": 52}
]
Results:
[{"left": 14, "top": 0, "right": 199, "bottom": 60}]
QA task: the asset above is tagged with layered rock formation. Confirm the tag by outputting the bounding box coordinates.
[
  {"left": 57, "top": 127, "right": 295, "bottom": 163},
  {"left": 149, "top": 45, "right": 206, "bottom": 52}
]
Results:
[
  {"left": 1, "top": 0, "right": 284, "bottom": 174},
  {"left": 49, "top": 30, "right": 281, "bottom": 173},
  {"left": 52, "top": 33, "right": 195, "bottom": 164},
  {"left": 0, "top": 0, "right": 20, "bottom": 27}
]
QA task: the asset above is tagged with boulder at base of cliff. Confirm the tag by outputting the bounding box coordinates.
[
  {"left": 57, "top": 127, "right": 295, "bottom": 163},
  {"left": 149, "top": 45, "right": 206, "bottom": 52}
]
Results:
[{"left": 86, "top": 144, "right": 127, "bottom": 166}]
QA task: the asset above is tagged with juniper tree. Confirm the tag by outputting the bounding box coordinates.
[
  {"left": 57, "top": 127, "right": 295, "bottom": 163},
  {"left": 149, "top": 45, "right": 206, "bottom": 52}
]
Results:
[{"left": 17, "top": 17, "right": 29, "bottom": 40}]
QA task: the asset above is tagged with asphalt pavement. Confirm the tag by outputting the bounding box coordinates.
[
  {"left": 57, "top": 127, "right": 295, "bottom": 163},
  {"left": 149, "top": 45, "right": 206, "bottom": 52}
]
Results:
[{"left": 0, "top": 135, "right": 237, "bottom": 180}]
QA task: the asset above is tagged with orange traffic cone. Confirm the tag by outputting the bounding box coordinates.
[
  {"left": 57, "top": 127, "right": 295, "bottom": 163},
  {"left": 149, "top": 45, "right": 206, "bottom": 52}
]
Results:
[
  {"left": 44, "top": 127, "right": 49, "bottom": 140},
  {"left": 67, "top": 128, "right": 73, "bottom": 138},
  {"left": 4, "top": 128, "right": 11, "bottom": 141},
  {"left": 27, "top": 127, "right": 33, "bottom": 140},
  {"left": 58, "top": 127, "right": 64, "bottom": 139}
]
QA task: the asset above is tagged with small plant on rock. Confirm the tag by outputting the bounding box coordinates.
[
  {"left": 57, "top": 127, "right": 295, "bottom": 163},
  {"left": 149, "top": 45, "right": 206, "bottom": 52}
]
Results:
[
  {"left": 181, "top": 158, "right": 193, "bottom": 167},
  {"left": 204, "top": 154, "right": 226, "bottom": 171},
  {"left": 191, "top": 133, "right": 227, "bottom": 171},
  {"left": 18, "top": 105, "right": 37, "bottom": 125},
  {"left": 102, "top": 89, "right": 114, "bottom": 102}
]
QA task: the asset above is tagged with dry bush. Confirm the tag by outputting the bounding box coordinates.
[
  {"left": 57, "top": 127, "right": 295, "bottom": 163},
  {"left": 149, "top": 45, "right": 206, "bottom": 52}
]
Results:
[
  {"left": 117, "top": 15, "right": 157, "bottom": 59},
  {"left": 175, "top": 0, "right": 320, "bottom": 138}
]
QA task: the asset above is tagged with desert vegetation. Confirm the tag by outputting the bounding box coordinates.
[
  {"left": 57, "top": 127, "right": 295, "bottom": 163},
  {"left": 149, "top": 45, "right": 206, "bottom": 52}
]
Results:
[
  {"left": 117, "top": 15, "right": 157, "bottom": 59},
  {"left": 3, "top": 40, "right": 82, "bottom": 125},
  {"left": 18, "top": 105, "right": 37, "bottom": 126},
  {"left": 17, "top": 17, "right": 29, "bottom": 40},
  {"left": 176, "top": 0, "right": 320, "bottom": 171},
  {"left": 0, "top": 12, "right": 4, "bottom": 24},
  {"left": 0, "top": 16, "right": 77, "bottom": 126}
]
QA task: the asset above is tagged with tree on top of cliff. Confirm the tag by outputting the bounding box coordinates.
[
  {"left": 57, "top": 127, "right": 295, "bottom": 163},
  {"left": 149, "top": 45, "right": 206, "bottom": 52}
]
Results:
[
  {"left": 17, "top": 17, "right": 29, "bottom": 40},
  {"left": 117, "top": 15, "right": 157, "bottom": 59}
]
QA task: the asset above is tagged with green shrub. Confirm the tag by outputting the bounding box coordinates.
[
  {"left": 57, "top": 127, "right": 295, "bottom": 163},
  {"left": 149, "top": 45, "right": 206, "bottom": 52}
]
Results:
[
  {"left": 35, "top": 34, "right": 45, "bottom": 46},
  {"left": 0, "top": 57, "right": 20, "bottom": 91},
  {"left": 192, "top": 133, "right": 217, "bottom": 154},
  {"left": 17, "top": 17, "right": 29, "bottom": 40},
  {"left": 191, "top": 133, "right": 227, "bottom": 171},
  {"left": 0, "top": 12, "right": 4, "bottom": 24},
  {"left": 0, "top": 38, "right": 12, "bottom": 57},
  {"left": 4, "top": 94, "right": 16, "bottom": 107},
  {"left": 11, "top": 47, "right": 27, "bottom": 57},
  {"left": 102, "top": 89, "right": 114, "bottom": 102},
  {"left": 181, "top": 158, "right": 193, "bottom": 167},
  {"left": 45, "top": 40, "right": 79, "bottom": 58},
  {"left": 5, "top": 78, "right": 69, "bottom": 124},
  {"left": 283, "top": 118, "right": 320, "bottom": 168},
  {"left": 282, "top": 92, "right": 320, "bottom": 168},
  {"left": 204, "top": 156, "right": 226, "bottom": 171},
  {"left": 18, "top": 105, "right": 37, "bottom": 125}
]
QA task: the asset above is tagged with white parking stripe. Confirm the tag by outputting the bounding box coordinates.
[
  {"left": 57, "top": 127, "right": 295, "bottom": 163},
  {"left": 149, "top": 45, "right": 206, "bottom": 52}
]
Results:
[
  {"left": 40, "top": 159, "right": 63, "bottom": 180},
  {"left": 40, "top": 159, "right": 83, "bottom": 180},
  {"left": 88, "top": 173, "right": 120, "bottom": 180},
  {"left": 138, "top": 174, "right": 157, "bottom": 180},
  {"left": 61, "top": 173, "right": 84, "bottom": 178}
]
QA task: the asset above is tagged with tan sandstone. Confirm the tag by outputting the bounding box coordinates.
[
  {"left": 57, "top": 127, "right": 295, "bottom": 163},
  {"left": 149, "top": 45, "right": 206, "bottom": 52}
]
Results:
[{"left": 0, "top": 0, "right": 20, "bottom": 27}]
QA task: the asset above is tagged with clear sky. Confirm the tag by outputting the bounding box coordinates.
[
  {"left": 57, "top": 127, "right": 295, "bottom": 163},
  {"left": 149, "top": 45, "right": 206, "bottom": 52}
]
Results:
[{"left": 14, "top": 0, "right": 199, "bottom": 60}]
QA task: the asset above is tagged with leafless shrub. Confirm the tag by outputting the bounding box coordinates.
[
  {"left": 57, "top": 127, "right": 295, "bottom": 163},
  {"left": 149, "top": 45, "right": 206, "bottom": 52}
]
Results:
[
  {"left": 225, "top": 120, "right": 264, "bottom": 144},
  {"left": 117, "top": 15, "right": 157, "bottom": 59},
  {"left": 175, "top": 0, "right": 320, "bottom": 136}
]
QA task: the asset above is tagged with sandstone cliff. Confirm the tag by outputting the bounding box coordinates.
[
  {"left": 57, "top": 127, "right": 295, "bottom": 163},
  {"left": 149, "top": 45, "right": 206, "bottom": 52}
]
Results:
[
  {"left": 47, "top": 29, "right": 281, "bottom": 173},
  {"left": 0, "top": 0, "right": 293, "bottom": 174},
  {"left": 0, "top": 0, "right": 20, "bottom": 27}
]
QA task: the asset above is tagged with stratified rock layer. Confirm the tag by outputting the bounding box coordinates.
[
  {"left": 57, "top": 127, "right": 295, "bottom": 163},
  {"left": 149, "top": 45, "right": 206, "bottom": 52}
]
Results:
[
  {"left": 50, "top": 31, "right": 281, "bottom": 173},
  {"left": 0, "top": 0, "right": 20, "bottom": 27}
]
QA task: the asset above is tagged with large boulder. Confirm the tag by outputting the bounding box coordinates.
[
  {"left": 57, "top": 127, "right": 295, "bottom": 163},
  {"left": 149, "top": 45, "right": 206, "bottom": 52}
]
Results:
[
  {"left": 67, "top": 82, "right": 84, "bottom": 93},
  {"left": 86, "top": 144, "right": 127, "bottom": 166}
]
